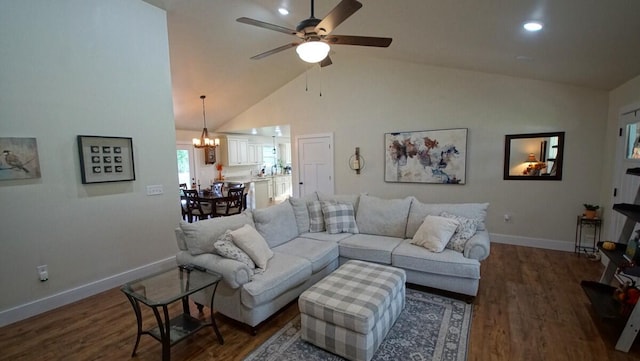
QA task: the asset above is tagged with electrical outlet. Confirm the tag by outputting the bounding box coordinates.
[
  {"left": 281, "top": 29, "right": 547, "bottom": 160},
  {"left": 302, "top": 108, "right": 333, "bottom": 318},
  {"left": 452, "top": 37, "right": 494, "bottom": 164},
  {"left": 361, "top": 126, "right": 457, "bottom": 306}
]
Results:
[
  {"left": 146, "top": 185, "right": 164, "bottom": 196},
  {"left": 37, "top": 265, "right": 48, "bottom": 282}
]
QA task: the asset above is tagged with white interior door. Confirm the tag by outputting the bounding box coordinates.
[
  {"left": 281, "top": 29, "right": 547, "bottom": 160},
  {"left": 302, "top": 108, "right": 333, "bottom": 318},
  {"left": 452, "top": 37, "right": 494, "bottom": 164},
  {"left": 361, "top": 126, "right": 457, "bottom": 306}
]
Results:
[
  {"left": 296, "top": 134, "right": 334, "bottom": 197},
  {"left": 609, "top": 104, "right": 640, "bottom": 242}
]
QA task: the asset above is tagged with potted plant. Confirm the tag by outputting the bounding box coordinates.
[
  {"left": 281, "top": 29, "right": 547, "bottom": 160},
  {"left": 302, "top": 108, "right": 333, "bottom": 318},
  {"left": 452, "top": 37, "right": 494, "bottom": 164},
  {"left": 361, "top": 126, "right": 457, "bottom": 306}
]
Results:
[{"left": 583, "top": 204, "right": 600, "bottom": 219}]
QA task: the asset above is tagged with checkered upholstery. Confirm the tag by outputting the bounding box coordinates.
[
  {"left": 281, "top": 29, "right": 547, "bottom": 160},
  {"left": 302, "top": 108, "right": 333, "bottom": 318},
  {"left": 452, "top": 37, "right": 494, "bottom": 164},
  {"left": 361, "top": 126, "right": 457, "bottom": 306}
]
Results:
[
  {"left": 322, "top": 202, "right": 359, "bottom": 234},
  {"left": 299, "top": 260, "right": 406, "bottom": 361},
  {"left": 307, "top": 200, "right": 325, "bottom": 232}
]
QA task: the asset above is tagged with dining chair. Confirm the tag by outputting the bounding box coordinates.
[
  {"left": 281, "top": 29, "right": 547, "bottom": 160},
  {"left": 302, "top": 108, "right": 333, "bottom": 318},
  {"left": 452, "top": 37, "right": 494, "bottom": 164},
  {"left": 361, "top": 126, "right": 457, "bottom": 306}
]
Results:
[
  {"left": 225, "top": 186, "right": 245, "bottom": 215},
  {"left": 214, "top": 186, "right": 245, "bottom": 216},
  {"left": 183, "top": 189, "right": 213, "bottom": 222},
  {"left": 179, "top": 189, "right": 189, "bottom": 221}
]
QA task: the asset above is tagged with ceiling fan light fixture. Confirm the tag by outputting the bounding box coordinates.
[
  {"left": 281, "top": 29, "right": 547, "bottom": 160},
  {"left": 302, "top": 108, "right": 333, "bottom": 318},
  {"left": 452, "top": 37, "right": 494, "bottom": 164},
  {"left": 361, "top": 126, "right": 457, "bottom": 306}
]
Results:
[
  {"left": 523, "top": 21, "right": 543, "bottom": 32},
  {"left": 296, "top": 41, "right": 330, "bottom": 63}
]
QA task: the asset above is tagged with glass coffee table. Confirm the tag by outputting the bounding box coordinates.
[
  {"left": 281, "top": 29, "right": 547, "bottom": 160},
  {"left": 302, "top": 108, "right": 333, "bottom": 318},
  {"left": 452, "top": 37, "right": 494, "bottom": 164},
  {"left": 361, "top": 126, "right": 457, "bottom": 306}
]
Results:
[{"left": 120, "top": 265, "right": 223, "bottom": 361}]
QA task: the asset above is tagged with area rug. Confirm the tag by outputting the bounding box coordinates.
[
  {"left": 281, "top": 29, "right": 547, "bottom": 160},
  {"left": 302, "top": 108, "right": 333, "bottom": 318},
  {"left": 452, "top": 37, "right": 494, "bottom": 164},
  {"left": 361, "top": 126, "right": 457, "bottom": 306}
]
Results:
[{"left": 244, "top": 288, "right": 473, "bottom": 361}]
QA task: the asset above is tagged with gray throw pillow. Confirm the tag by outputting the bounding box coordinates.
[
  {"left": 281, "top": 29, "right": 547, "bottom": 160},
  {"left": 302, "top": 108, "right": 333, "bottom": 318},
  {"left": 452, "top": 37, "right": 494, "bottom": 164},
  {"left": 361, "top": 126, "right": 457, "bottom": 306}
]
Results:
[
  {"left": 440, "top": 211, "right": 479, "bottom": 252},
  {"left": 322, "top": 202, "right": 359, "bottom": 234},
  {"left": 213, "top": 230, "right": 256, "bottom": 272},
  {"left": 308, "top": 200, "right": 325, "bottom": 232}
]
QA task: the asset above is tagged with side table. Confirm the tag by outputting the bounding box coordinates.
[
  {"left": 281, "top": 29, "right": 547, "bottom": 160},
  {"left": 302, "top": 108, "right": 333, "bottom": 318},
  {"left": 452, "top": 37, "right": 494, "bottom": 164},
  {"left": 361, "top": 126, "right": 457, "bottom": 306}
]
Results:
[
  {"left": 574, "top": 215, "right": 602, "bottom": 256},
  {"left": 120, "top": 265, "right": 223, "bottom": 361}
]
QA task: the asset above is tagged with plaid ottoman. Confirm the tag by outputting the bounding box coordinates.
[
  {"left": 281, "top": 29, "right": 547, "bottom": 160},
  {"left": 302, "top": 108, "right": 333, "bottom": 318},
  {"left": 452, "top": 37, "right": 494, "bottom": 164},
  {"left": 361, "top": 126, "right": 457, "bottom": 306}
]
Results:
[{"left": 298, "top": 260, "right": 406, "bottom": 361}]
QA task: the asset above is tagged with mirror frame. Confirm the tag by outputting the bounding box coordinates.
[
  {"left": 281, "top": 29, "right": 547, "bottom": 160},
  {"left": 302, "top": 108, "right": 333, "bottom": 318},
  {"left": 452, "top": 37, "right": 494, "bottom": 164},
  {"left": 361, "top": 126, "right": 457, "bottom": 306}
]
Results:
[{"left": 503, "top": 131, "right": 565, "bottom": 181}]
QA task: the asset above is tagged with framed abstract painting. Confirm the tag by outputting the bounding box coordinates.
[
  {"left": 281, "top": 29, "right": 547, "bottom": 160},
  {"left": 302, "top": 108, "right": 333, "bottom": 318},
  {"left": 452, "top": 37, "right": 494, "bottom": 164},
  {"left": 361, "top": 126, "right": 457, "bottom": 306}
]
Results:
[{"left": 385, "top": 128, "right": 467, "bottom": 184}]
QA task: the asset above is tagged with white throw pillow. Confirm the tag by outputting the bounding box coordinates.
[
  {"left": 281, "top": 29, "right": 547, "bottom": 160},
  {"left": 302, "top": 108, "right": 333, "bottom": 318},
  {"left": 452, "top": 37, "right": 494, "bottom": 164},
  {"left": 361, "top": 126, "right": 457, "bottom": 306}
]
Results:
[
  {"left": 213, "top": 230, "right": 256, "bottom": 271},
  {"left": 230, "top": 224, "right": 274, "bottom": 269},
  {"left": 410, "top": 215, "right": 460, "bottom": 252}
]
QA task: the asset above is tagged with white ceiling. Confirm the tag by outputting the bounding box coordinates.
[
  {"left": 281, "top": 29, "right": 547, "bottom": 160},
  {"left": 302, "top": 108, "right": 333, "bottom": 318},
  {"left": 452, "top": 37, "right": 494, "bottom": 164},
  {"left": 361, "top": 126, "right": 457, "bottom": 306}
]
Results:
[{"left": 143, "top": 0, "right": 640, "bottom": 133}]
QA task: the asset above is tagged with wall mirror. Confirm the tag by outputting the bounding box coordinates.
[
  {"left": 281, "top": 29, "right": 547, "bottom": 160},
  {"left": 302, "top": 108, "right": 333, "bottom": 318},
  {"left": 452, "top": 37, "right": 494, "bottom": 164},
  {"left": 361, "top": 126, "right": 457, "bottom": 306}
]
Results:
[{"left": 503, "top": 131, "right": 565, "bottom": 180}]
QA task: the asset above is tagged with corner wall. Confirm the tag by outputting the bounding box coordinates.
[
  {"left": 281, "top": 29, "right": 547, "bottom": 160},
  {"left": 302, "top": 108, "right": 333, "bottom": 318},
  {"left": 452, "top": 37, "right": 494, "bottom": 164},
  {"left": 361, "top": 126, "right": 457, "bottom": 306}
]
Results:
[
  {"left": 223, "top": 56, "right": 609, "bottom": 245},
  {"left": 0, "top": 0, "right": 178, "bottom": 324}
]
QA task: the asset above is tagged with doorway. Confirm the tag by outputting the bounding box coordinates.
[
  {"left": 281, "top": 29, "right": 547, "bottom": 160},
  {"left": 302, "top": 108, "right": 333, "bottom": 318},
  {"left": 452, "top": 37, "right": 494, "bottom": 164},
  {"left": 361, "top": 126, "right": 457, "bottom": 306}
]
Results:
[
  {"left": 296, "top": 133, "right": 334, "bottom": 197},
  {"left": 176, "top": 143, "right": 195, "bottom": 187},
  {"left": 610, "top": 103, "right": 640, "bottom": 242}
]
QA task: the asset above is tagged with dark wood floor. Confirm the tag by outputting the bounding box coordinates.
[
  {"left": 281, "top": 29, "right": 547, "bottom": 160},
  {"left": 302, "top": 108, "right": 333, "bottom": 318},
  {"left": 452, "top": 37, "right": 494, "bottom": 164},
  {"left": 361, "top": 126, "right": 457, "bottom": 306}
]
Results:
[{"left": 0, "top": 243, "right": 639, "bottom": 361}]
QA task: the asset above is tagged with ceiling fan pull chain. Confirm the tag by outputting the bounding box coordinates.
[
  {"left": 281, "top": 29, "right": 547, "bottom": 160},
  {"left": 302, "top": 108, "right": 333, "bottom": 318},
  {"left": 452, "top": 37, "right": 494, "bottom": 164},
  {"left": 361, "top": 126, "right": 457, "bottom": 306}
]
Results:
[
  {"left": 305, "top": 69, "right": 308, "bottom": 92},
  {"left": 319, "top": 65, "right": 322, "bottom": 97}
]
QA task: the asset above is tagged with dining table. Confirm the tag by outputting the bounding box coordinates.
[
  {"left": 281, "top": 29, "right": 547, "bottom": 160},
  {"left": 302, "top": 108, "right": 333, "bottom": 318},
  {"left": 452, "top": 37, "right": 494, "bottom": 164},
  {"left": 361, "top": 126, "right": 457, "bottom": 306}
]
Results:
[{"left": 185, "top": 189, "right": 247, "bottom": 211}]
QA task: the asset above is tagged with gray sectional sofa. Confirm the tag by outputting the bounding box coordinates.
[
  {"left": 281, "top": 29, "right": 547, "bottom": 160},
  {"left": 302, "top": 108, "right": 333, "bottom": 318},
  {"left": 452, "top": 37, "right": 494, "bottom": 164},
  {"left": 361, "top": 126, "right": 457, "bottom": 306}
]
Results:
[{"left": 174, "top": 193, "right": 490, "bottom": 331}]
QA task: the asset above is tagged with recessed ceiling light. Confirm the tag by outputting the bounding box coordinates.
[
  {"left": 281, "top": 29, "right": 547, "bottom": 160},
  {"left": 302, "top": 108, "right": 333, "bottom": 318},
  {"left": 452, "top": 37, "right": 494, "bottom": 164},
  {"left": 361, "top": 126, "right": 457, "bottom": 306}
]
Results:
[
  {"left": 523, "top": 22, "right": 543, "bottom": 32},
  {"left": 278, "top": 8, "right": 289, "bottom": 15},
  {"left": 251, "top": 128, "right": 257, "bottom": 135}
]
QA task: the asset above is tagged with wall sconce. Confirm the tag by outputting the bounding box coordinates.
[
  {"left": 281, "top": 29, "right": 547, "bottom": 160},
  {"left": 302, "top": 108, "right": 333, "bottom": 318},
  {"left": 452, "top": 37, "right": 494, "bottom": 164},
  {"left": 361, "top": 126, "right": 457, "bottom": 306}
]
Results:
[{"left": 349, "top": 147, "right": 365, "bottom": 174}]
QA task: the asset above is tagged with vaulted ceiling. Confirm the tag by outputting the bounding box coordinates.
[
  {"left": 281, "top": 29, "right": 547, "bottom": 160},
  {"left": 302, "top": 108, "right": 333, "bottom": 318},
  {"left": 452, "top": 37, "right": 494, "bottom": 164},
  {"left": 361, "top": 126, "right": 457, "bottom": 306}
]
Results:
[{"left": 143, "top": 0, "right": 640, "bottom": 133}]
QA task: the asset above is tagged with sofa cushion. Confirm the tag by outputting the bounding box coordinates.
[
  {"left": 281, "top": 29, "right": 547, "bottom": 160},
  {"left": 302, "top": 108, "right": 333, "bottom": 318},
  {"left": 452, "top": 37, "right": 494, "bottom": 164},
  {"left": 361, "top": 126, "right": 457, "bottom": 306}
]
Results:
[
  {"left": 308, "top": 200, "right": 325, "bottom": 232},
  {"left": 317, "top": 192, "right": 361, "bottom": 214},
  {"left": 231, "top": 224, "right": 274, "bottom": 269},
  {"left": 241, "top": 252, "right": 312, "bottom": 308},
  {"left": 300, "top": 232, "right": 354, "bottom": 243},
  {"left": 273, "top": 237, "right": 339, "bottom": 273},
  {"left": 440, "top": 211, "right": 479, "bottom": 252},
  {"left": 253, "top": 201, "right": 299, "bottom": 248},
  {"left": 410, "top": 215, "right": 459, "bottom": 253},
  {"left": 392, "top": 239, "right": 480, "bottom": 279},
  {"left": 322, "top": 202, "right": 359, "bottom": 234},
  {"left": 338, "top": 234, "right": 404, "bottom": 264},
  {"left": 179, "top": 212, "right": 254, "bottom": 255},
  {"left": 288, "top": 193, "right": 319, "bottom": 234},
  {"left": 355, "top": 194, "right": 412, "bottom": 238},
  {"left": 406, "top": 199, "right": 489, "bottom": 238}
]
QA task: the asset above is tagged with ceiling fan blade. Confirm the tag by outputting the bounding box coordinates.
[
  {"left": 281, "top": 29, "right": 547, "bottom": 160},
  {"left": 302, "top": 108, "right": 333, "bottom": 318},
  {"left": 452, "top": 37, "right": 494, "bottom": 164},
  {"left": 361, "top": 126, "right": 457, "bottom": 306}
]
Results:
[
  {"left": 315, "top": 0, "right": 362, "bottom": 35},
  {"left": 250, "top": 43, "right": 299, "bottom": 60},
  {"left": 324, "top": 35, "right": 392, "bottom": 47},
  {"left": 237, "top": 17, "right": 297, "bottom": 36},
  {"left": 320, "top": 56, "right": 333, "bottom": 67}
]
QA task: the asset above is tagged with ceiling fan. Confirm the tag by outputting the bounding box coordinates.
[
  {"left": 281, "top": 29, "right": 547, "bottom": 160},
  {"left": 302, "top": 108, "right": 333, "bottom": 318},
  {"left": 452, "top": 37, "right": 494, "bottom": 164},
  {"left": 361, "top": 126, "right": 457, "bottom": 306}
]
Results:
[{"left": 237, "top": 0, "right": 392, "bottom": 67}]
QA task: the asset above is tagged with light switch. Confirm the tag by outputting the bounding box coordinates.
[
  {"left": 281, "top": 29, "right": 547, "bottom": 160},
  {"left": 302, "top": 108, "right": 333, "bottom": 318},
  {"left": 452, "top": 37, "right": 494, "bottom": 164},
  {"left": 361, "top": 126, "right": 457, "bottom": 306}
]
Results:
[{"left": 146, "top": 185, "right": 164, "bottom": 196}]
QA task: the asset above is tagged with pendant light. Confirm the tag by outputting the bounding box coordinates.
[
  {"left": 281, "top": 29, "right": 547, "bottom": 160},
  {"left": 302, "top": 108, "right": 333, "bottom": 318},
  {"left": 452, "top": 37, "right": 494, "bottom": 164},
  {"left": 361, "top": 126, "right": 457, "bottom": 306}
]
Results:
[{"left": 192, "top": 95, "right": 220, "bottom": 149}]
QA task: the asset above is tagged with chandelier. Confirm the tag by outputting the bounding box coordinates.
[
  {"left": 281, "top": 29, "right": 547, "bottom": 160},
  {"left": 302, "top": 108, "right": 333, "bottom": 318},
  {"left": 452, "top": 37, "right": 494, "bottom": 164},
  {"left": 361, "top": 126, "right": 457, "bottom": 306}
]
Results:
[{"left": 192, "top": 95, "right": 219, "bottom": 149}]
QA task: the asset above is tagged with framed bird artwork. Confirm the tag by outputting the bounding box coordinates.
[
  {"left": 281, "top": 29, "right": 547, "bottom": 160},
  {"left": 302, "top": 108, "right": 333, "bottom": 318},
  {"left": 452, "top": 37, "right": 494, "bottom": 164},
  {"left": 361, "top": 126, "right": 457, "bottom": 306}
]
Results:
[{"left": 0, "top": 137, "right": 41, "bottom": 180}]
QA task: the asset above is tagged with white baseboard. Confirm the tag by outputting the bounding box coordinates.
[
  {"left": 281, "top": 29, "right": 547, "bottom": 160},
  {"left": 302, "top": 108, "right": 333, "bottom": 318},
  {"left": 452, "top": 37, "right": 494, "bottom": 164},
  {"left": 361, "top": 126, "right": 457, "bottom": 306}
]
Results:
[
  {"left": 0, "top": 257, "right": 175, "bottom": 327},
  {"left": 490, "top": 233, "right": 575, "bottom": 252}
]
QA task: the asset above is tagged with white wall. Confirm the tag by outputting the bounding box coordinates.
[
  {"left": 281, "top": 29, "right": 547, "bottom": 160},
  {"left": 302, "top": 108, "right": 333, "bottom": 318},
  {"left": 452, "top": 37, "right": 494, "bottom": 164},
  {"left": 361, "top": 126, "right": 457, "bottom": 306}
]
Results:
[
  {"left": 602, "top": 74, "right": 640, "bottom": 239},
  {"left": 222, "top": 57, "right": 609, "bottom": 246},
  {"left": 0, "top": 0, "right": 178, "bottom": 324}
]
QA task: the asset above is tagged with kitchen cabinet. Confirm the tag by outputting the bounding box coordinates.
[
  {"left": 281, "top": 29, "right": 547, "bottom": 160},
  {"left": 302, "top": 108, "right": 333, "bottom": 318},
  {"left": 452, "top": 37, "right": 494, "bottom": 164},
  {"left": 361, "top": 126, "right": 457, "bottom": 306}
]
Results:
[
  {"left": 220, "top": 136, "right": 248, "bottom": 166},
  {"left": 247, "top": 143, "right": 263, "bottom": 165},
  {"left": 253, "top": 180, "right": 270, "bottom": 209},
  {"left": 274, "top": 175, "right": 292, "bottom": 201},
  {"left": 267, "top": 178, "right": 274, "bottom": 200}
]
